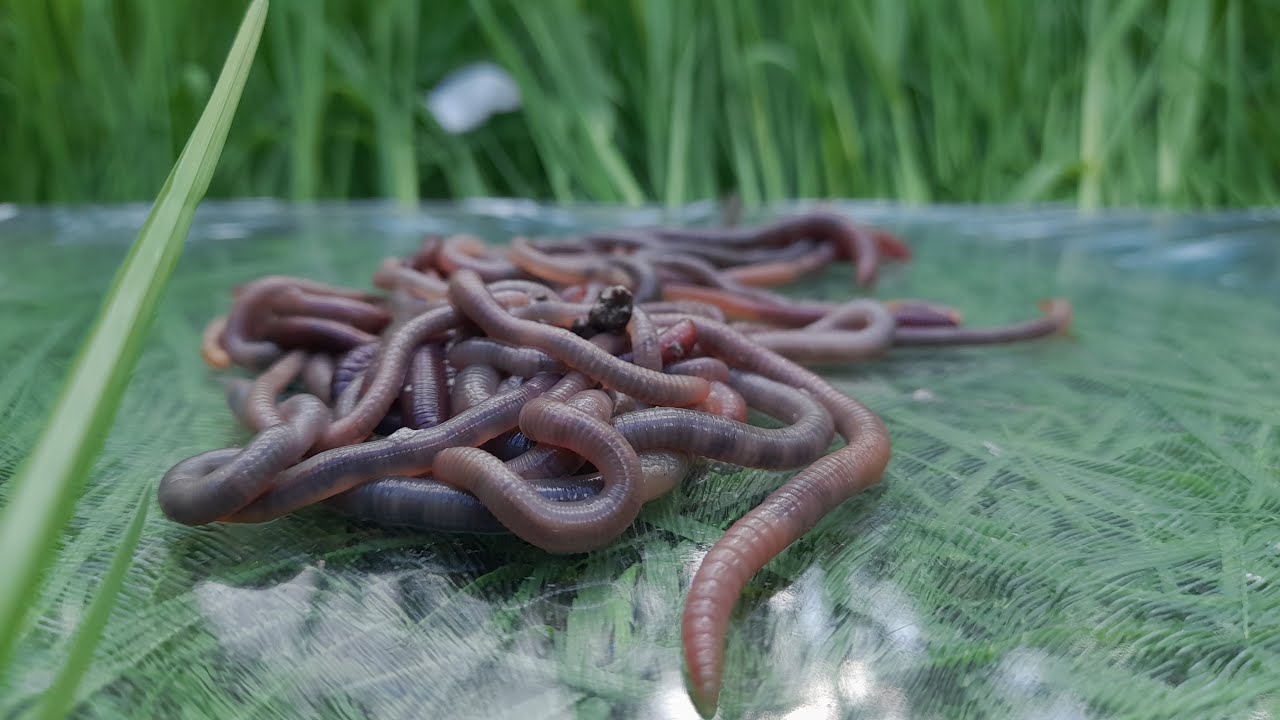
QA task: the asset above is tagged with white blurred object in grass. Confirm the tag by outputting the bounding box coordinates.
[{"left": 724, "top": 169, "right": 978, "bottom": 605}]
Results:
[{"left": 425, "top": 61, "right": 522, "bottom": 134}]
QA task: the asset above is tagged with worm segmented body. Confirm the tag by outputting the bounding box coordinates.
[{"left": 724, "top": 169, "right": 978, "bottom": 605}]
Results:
[{"left": 169, "top": 210, "right": 1072, "bottom": 718}]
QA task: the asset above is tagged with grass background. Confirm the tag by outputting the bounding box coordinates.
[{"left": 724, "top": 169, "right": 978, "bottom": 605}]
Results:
[{"left": 2, "top": 0, "right": 1279, "bottom": 210}]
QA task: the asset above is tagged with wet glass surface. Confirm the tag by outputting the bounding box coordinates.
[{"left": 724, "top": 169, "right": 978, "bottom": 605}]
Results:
[{"left": 1, "top": 200, "right": 1278, "bottom": 719}]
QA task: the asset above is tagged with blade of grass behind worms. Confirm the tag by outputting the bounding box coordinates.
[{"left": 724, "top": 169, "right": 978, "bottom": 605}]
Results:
[
  {"left": 33, "top": 492, "right": 150, "bottom": 720},
  {"left": 0, "top": 0, "right": 268, "bottom": 679}
]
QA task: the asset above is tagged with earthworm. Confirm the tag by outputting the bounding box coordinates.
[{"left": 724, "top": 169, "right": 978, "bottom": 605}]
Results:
[
  {"left": 244, "top": 350, "right": 308, "bottom": 431},
  {"left": 655, "top": 211, "right": 885, "bottom": 287},
  {"left": 696, "top": 382, "right": 749, "bottom": 423},
  {"left": 224, "top": 373, "right": 563, "bottom": 523},
  {"left": 166, "top": 210, "right": 1079, "bottom": 720},
  {"left": 401, "top": 343, "right": 450, "bottom": 429},
  {"left": 437, "top": 234, "right": 525, "bottom": 281},
  {"left": 201, "top": 315, "right": 232, "bottom": 369},
  {"left": 271, "top": 286, "right": 391, "bottom": 333},
  {"left": 626, "top": 308, "right": 661, "bottom": 371},
  {"left": 668, "top": 238, "right": 822, "bottom": 269},
  {"left": 670, "top": 316, "right": 892, "bottom": 717},
  {"left": 503, "top": 389, "right": 615, "bottom": 479},
  {"left": 407, "top": 236, "right": 443, "bottom": 272},
  {"left": 373, "top": 258, "right": 448, "bottom": 300},
  {"left": 893, "top": 299, "right": 1073, "bottom": 346},
  {"left": 302, "top": 354, "right": 335, "bottom": 404},
  {"left": 507, "top": 237, "right": 622, "bottom": 287},
  {"left": 450, "top": 364, "right": 501, "bottom": 413},
  {"left": 158, "top": 394, "right": 330, "bottom": 525},
  {"left": 882, "top": 300, "right": 962, "bottom": 328},
  {"left": 662, "top": 283, "right": 833, "bottom": 327},
  {"left": 329, "top": 450, "right": 690, "bottom": 534},
  {"left": 448, "top": 271, "right": 710, "bottom": 407},
  {"left": 665, "top": 357, "right": 731, "bottom": 383},
  {"left": 447, "top": 338, "right": 564, "bottom": 377},
  {"left": 747, "top": 299, "right": 896, "bottom": 364},
  {"left": 611, "top": 370, "right": 834, "bottom": 470},
  {"left": 723, "top": 241, "right": 838, "bottom": 287},
  {"left": 220, "top": 278, "right": 293, "bottom": 369},
  {"left": 332, "top": 343, "right": 379, "bottom": 401},
  {"left": 258, "top": 315, "right": 379, "bottom": 355},
  {"left": 431, "top": 395, "right": 643, "bottom": 553},
  {"left": 637, "top": 301, "right": 726, "bottom": 323}
]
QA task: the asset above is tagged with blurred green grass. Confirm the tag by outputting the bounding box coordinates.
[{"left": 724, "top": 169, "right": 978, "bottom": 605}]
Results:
[{"left": 2, "top": 0, "right": 1278, "bottom": 209}]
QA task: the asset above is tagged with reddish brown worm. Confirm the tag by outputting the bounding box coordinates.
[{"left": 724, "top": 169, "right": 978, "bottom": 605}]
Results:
[
  {"left": 668, "top": 316, "right": 892, "bottom": 717},
  {"left": 892, "top": 299, "right": 1073, "bottom": 346},
  {"left": 329, "top": 450, "right": 690, "bottom": 534},
  {"left": 655, "top": 211, "right": 886, "bottom": 287},
  {"left": 243, "top": 350, "right": 309, "bottom": 431},
  {"left": 723, "top": 241, "right": 838, "bottom": 287},
  {"left": 401, "top": 342, "right": 450, "bottom": 430},
  {"left": 447, "top": 338, "right": 564, "bottom": 377},
  {"left": 610, "top": 370, "right": 834, "bottom": 470},
  {"left": 437, "top": 234, "right": 525, "bottom": 281},
  {"left": 271, "top": 286, "right": 391, "bottom": 333},
  {"left": 373, "top": 258, "right": 449, "bottom": 300},
  {"left": 223, "top": 373, "right": 563, "bottom": 523},
  {"left": 302, "top": 354, "right": 335, "bottom": 404},
  {"left": 158, "top": 395, "right": 331, "bottom": 525},
  {"left": 201, "top": 315, "right": 232, "bottom": 369},
  {"left": 451, "top": 364, "right": 501, "bottom": 413},
  {"left": 256, "top": 315, "right": 379, "bottom": 356},
  {"left": 746, "top": 299, "right": 896, "bottom": 365},
  {"left": 448, "top": 271, "right": 710, "bottom": 407},
  {"left": 432, "top": 394, "right": 643, "bottom": 553}
]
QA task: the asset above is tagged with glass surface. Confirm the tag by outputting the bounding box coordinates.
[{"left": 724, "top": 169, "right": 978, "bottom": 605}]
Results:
[{"left": 1, "top": 200, "right": 1278, "bottom": 719}]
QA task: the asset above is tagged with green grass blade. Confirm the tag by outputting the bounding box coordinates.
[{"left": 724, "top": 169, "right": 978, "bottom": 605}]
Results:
[
  {"left": 0, "top": 0, "right": 268, "bottom": 676},
  {"left": 33, "top": 493, "right": 150, "bottom": 720}
]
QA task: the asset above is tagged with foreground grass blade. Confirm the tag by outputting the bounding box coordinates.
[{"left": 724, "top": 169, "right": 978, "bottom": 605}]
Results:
[
  {"left": 0, "top": 0, "right": 268, "bottom": 678},
  {"left": 34, "top": 494, "right": 149, "bottom": 720}
]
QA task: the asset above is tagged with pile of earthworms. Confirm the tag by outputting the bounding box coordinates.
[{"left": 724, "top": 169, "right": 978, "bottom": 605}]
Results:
[{"left": 161, "top": 210, "right": 1072, "bottom": 717}]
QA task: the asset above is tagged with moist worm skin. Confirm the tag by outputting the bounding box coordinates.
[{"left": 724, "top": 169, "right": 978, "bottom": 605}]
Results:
[
  {"left": 258, "top": 315, "right": 379, "bottom": 354},
  {"left": 448, "top": 271, "right": 710, "bottom": 407},
  {"left": 747, "top": 299, "right": 897, "bottom": 365},
  {"left": 302, "top": 354, "right": 335, "bottom": 404},
  {"left": 402, "top": 343, "right": 450, "bottom": 429},
  {"left": 665, "top": 357, "right": 731, "bottom": 383},
  {"left": 507, "top": 237, "right": 622, "bottom": 287},
  {"left": 722, "top": 242, "right": 838, "bottom": 287},
  {"left": 655, "top": 211, "right": 884, "bottom": 287},
  {"left": 271, "top": 287, "right": 391, "bottom": 333},
  {"left": 610, "top": 370, "right": 834, "bottom": 470},
  {"left": 224, "top": 373, "right": 563, "bottom": 523},
  {"left": 158, "top": 395, "right": 330, "bottom": 525},
  {"left": 448, "top": 338, "right": 564, "bottom": 377},
  {"left": 671, "top": 317, "right": 892, "bottom": 718},
  {"left": 637, "top": 301, "right": 727, "bottom": 323},
  {"left": 432, "top": 395, "right": 643, "bottom": 554},
  {"left": 892, "top": 299, "right": 1073, "bottom": 347},
  {"left": 451, "top": 364, "right": 501, "bottom": 413},
  {"left": 502, "top": 389, "right": 614, "bottom": 479},
  {"left": 625, "top": 308, "right": 661, "bottom": 371},
  {"left": 438, "top": 234, "right": 525, "bottom": 281},
  {"left": 311, "top": 303, "right": 472, "bottom": 450},
  {"left": 245, "top": 351, "right": 308, "bottom": 431},
  {"left": 221, "top": 278, "right": 294, "bottom": 369},
  {"left": 695, "top": 381, "right": 749, "bottom": 423},
  {"left": 881, "top": 300, "right": 962, "bottom": 328},
  {"left": 373, "top": 258, "right": 449, "bottom": 300},
  {"left": 201, "top": 316, "right": 232, "bottom": 369},
  {"left": 332, "top": 450, "right": 689, "bottom": 534},
  {"left": 662, "top": 283, "right": 834, "bottom": 327}
]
